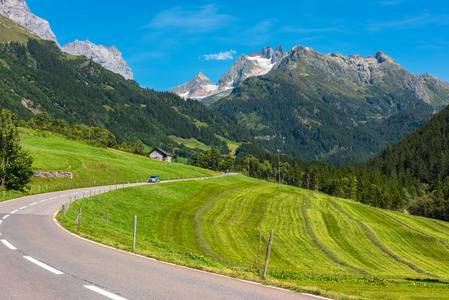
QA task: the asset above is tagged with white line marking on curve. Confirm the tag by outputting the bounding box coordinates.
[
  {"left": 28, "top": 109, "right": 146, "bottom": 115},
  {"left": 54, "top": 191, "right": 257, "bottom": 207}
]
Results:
[
  {"left": 49, "top": 197, "right": 57, "bottom": 200},
  {"left": 23, "top": 256, "right": 64, "bottom": 275},
  {"left": 30, "top": 202, "right": 38, "bottom": 206},
  {"left": 0, "top": 220, "right": 2, "bottom": 225},
  {"left": 84, "top": 286, "right": 127, "bottom": 300},
  {"left": 2, "top": 215, "right": 10, "bottom": 219},
  {"left": 19, "top": 206, "right": 27, "bottom": 210},
  {"left": 10, "top": 210, "right": 18, "bottom": 214},
  {"left": 60, "top": 194, "right": 68, "bottom": 197},
  {"left": 39, "top": 199, "right": 47, "bottom": 203},
  {"left": 1, "top": 239, "right": 17, "bottom": 250}
]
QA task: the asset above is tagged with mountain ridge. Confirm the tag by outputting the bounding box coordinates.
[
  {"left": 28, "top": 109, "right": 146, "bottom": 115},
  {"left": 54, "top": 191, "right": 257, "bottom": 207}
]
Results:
[
  {"left": 62, "top": 39, "right": 133, "bottom": 80},
  {"left": 212, "top": 46, "right": 449, "bottom": 163},
  {"left": 170, "top": 45, "right": 286, "bottom": 100},
  {"left": 0, "top": 0, "right": 134, "bottom": 80}
]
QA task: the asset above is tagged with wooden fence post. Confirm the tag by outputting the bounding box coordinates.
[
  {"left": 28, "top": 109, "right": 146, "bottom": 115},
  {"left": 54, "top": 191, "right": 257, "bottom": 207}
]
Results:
[{"left": 263, "top": 229, "right": 274, "bottom": 279}]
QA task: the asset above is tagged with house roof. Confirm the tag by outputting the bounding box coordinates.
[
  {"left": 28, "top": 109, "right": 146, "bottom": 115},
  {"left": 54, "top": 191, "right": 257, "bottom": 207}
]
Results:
[{"left": 150, "top": 147, "right": 171, "bottom": 157}]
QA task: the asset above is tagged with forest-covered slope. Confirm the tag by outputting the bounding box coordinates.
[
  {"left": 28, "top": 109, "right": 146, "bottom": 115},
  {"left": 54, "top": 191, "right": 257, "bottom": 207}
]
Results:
[
  {"left": 0, "top": 17, "right": 252, "bottom": 156},
  {"left": 212, "top": 46, "right": 449, "bottom": 164}
]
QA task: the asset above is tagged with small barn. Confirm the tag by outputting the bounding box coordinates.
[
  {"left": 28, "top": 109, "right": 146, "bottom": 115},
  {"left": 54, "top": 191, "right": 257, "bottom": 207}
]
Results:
[{"left": 149, "top": 147, "right": 172, "bottom": 163}]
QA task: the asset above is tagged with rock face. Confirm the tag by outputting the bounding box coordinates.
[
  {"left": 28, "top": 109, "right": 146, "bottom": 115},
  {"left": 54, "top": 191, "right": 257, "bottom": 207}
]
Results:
[
  {"left": 275, "top": 46, "right": 431, "bottom": 105},
  {"left": 212, "top": 45, "right": 449, "bottom": 163},
  {"left": 169, "top": 72, "right": 217, "bottom": 99},
  {"left": 170, "top": 46, "right": 286, "bottom": 100},
  {"left": 62, "top": 40, "right": 133, "bottom": 80},
  {"left": 0, "top": 0, "right": 59, "bottom": 45}
]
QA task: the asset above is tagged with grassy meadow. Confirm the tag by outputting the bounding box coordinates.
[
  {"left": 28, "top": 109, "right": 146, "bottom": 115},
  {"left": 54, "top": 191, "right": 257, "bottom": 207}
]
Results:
[
  {"left": 57, "top": 175, "right": 449, "bottom": 300},
  {"left": 0, "top": 128, "right": 217, "bottom": 200}
]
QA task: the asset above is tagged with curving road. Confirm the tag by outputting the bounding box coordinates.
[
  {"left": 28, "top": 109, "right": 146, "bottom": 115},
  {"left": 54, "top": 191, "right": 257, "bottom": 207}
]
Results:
[{"left": 0, "top": 181, "right": 329, "bottom": 300}]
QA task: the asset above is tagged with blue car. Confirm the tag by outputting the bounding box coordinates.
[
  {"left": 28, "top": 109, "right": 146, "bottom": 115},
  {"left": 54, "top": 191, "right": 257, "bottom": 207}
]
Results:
[{"left": 147, "top": 175, "right": 160, "bottom": 183}]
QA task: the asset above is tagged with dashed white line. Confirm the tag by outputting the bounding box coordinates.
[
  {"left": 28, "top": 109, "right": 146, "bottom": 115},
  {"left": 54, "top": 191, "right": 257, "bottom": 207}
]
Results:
[
  {"left": 23, "top": 256, "right": 64, "bottom": 275},
  {"left": 49, "top": 197, "right": 57, "bottom": 200},
  {"left": 60, "top": 194, "right": 68, "bottom": 197},
  {"left": 30, "top": 202, "right": 38, "bottom": 206},
  {"left": 1, "top": 239, "right": 17, "bottom": 250},
  {"left": 19, "top": 206, "right": 27, "bottom": 210},
  {"left": 39, "top": 199, "right": 47, "bottom": 203},
  {"left": 84, "top": 286, "right": 127, "bottom": 300},
  {"left": 2, "top": 215, "right": 10, "bottom": 219},
  {"left": 10, "top": 210, "right": 18, "bottom": 214},
  {"left": 70, "top": 192, "right": 78, "bottom": 195},
  {"left": 0, "top": 220, "right": 2, "bottom": 225}
]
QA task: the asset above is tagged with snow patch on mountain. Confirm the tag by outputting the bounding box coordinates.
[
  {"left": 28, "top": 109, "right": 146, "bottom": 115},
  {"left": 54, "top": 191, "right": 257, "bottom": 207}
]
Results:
[{"left": 170, "top": 45, "right": 286, "bottom": 100}]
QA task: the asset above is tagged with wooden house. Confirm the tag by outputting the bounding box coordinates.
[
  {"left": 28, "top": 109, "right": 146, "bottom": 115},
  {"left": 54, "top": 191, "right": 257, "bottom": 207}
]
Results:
[{"left": 149, "top": 147, "right": 172, "bottom": 163}]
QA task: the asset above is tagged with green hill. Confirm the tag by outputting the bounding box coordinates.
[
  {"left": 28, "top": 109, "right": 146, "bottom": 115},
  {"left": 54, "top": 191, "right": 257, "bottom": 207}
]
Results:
[
  {"left": 0, "top": 18, "right": 252, "bottom": 157},
  {"left": 58, "top": 175, "right": 449, "bottom": 300},
  {"left": 0, "top": 14, "right": 40, "bottom": 44},
  {"left": 368, "top": 104, "right": 449, "bottom": 221},
  {"left": 0, "top": 127, "right": 217, "bottom": 200}
]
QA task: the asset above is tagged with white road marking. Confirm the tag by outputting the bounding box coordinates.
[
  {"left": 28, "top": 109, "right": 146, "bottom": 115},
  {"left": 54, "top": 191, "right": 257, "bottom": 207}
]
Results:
[
  {"left": 39, "top": 199, "right": 47, "bottom": 203},
  {"left": 23, "top": 256, "right": 64, "bottom": 275},
  {"left": 1, "top": 239, "right": 17, "bottom": 250},
  {"left": 70, "top": 192, "right": 78, "bottom": 195},
  {"left": 19, "top": 206, "right": 27, "bottom": 210},
  {"left": 0, "top": 220, "right": 2, "bottom": 225},
  {"left": 2, "top": 215, "right": 10, "bottom": 219},
  {"left": 10, "top": 210, "right": 18, "bottom": 214},
  {"left": 49, "top": 197, "right": 57, "bottom": 200},
  {"left": 30, "top": 202, "right": 38, "bottom": 206},
  {"left": 84, "top": 286, "right": 128, "bottom": 300},
  {"left": 60, "top": 194, "right": 68, "bottom": 197}
]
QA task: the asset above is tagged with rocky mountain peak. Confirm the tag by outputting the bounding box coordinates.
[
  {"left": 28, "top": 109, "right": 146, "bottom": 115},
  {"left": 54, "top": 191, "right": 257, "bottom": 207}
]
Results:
[
  {"left": 194, "top": 72, "right": 213, "bottom": 83},
  {"left": 0, "top": 0, "right": 59, "bottom": 45},
  {"left": 375, "top": 51, "right": 396, "bottom": 64},
  {"left": 171, "top": 45, "right": 287, "bottom": 101},
  {"left": 169, "top": 72, "right": 216, "bottom": 100},
  {"left": 62, "top": 39, "right": 133, "bottom": 80}
]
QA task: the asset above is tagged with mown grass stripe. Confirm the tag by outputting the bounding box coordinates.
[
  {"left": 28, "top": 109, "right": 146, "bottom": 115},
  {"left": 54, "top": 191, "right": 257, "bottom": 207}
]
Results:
[
  {"left": 328, "top": 198, "right": 433, "bottom": 277},
  {"left": 302, "top": 197, "right": 369, "bottom": 276}
]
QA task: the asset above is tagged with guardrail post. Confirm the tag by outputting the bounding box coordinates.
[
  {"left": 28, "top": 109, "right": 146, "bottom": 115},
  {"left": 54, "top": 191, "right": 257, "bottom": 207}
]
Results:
[
  {"left": 132, "top": 215, "right": 137, "bottom": 251},
  {"left": 78, "top": 208, "right": 82, "bottom": 232}
]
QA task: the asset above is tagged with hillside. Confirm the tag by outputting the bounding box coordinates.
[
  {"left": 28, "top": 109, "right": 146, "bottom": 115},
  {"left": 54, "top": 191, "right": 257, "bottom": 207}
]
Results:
[
  {"left": 0, "top": 13, "right": 39, "bottom": 43},
  {"left": 212, "top": 46, "right": 449, "bottom": 164},
  {"left": 0, "top": 127, "right": 216, "bottom": 200},
  {"left": 0, "top": 30, "right": 252, "bottom": 156},
  {"left": 368, "top": 104, "right": 449, "bottom": 221},
  {"left": 58, "top": 175, "right": 449, "bottom": 300}
]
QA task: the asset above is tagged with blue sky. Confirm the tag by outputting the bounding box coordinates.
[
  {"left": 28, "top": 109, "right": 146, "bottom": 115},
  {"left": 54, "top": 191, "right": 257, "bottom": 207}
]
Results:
[{"left": 26, "top": 0, "right": 449, "bottom": 91}]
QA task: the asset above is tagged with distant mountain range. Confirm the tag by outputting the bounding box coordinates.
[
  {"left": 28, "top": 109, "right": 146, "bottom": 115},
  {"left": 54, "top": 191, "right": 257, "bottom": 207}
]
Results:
[
  {"left": 0, "top": 14, "right": 251, "bottom": 158},
  {"left": 0, "top": 0, "right": 133, "bottom": 80},
  {"left": 169, "top": 46, "right": 286, "bottom": 101},
  {"left": 210, "top": 45, "right": 449, "bottom": 163}
]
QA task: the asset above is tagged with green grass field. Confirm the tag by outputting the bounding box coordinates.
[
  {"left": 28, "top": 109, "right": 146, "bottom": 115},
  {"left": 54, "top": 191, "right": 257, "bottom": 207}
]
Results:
[
  {"left": 57, "top": 175, "right": 449, "bottom": 300},
  {"left": 0, "top": 128, "right": 217, "bottom": 200}
]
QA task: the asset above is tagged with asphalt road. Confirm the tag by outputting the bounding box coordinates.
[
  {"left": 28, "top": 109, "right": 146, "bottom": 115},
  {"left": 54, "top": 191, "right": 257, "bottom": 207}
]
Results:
[{"left": 0, "top": 181, "right": 330, "bottom": 300}]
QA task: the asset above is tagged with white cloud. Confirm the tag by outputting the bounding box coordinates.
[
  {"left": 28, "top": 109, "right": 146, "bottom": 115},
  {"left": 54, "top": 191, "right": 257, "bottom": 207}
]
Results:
[
  {"left": 203, "top": 50, "right": 237, "bottom": 60},
  {"left": 145, "top": 4, "right": 235, "bottom": 34}
]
